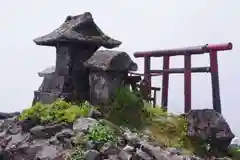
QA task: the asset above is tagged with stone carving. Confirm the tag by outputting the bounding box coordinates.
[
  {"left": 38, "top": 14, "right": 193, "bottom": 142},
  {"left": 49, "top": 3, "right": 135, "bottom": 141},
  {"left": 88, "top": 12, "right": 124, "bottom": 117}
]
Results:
[{"left": 32, "top": 12, "right": 123, "bottom": 105}]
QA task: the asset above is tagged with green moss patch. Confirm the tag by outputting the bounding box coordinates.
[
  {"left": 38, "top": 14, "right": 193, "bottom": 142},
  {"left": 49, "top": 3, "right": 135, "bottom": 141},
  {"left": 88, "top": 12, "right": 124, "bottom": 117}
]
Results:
[{"left": 19, "top": 100, "right": 92, "bottom": 124}]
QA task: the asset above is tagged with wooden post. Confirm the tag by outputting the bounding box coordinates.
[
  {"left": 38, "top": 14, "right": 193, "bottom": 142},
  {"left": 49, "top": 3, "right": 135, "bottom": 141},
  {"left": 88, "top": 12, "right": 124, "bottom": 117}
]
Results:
[
  {"left": 161, "top": 56, "right": 170, "bottom": 111},
  {"left": 153, "top": 90, "right": 157, "bottom": 107},
  {"left": 209, "top": 51, "right": 222, "bottom": 113},
  {"left": 144, "top": 56, "right": 151, "bottom": 100},
  {"left": 184, "top": 54, "right": 192, "bottom": 113}
]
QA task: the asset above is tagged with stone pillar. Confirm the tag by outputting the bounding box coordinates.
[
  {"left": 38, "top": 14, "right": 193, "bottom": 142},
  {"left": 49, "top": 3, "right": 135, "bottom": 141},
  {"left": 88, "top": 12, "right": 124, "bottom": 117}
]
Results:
[
  {"left": 58, "top": 43, "right": 99, "bottom": 101},
  {"left": 33, "top": 43, "right": 99, "bottom": 105}
]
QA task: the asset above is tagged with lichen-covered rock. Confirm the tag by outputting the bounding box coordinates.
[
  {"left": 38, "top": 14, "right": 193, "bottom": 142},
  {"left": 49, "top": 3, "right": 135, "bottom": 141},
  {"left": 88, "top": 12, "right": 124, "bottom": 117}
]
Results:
[
  {"left": 73, "top": 117, "right": 98, "bottom": 133},
  {"left": 186, "top": 109, "right": 235, "bottom": 152}
]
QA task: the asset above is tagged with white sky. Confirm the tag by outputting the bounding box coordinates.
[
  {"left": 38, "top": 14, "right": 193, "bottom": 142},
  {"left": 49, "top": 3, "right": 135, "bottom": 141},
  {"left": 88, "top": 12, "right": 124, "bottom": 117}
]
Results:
[{"left": 0, "top": 0, "right": 239, "bottom": 135}]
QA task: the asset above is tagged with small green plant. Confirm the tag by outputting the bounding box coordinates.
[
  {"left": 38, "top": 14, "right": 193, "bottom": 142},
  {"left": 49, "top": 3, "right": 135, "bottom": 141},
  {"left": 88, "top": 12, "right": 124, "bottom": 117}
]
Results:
[
  {"left": 19, "top": 99, "right": 92, "bottom": 124},
  {"left": 68, "top": 122, "right": 117, "bottom": 160},
  {"left": 106, "top": 86, "right": 144, "bottom": 129},
  {"left": 86, "top": 122, "right": 118, "bottom": 144},
  {"left": 228, "top": 147, "right": 240, "bottom": 160},
  {"left": 67, "top": 147, "right": 85, "bottom": 160}
]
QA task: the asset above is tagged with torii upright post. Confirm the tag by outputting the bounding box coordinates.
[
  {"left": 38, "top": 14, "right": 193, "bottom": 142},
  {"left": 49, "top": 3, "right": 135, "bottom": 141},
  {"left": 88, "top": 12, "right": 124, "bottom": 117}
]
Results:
[
  {"left": 161, "top": 56, "right": 170, "bottom": 111},
  {"left": 207, "top": 43, "right": 233, "bottom": 113},
  {"left": 134, "top": 42, "right": 233, "bottom": 113}
]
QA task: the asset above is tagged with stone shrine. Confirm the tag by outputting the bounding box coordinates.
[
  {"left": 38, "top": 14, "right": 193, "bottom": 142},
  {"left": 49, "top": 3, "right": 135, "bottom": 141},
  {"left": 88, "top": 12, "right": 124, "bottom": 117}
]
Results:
[
  {"left": 84, "top": 50, "right": 138, "bottom": 106},
  {"left": 32, "top": 12, "right": 123, "bottom": 104}
]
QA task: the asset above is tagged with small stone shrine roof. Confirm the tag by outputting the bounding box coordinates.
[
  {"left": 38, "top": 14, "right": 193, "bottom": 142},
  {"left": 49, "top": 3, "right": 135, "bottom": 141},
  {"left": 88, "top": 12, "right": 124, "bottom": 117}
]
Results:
[
  {"left": 38, "top": 66, "right": 55, "bottom": 77},
  {"left": 33, "top": 12, "right": 121, "bottom": 49},
  {"left": 84, "top": 50, "right": 138, "bottom": 71}
]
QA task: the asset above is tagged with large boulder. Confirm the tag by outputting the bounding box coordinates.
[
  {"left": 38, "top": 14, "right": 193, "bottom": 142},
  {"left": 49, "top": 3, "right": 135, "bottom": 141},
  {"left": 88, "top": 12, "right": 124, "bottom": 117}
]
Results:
[{"left": 186, "top": 109, "right": 235, "bottom": 153}]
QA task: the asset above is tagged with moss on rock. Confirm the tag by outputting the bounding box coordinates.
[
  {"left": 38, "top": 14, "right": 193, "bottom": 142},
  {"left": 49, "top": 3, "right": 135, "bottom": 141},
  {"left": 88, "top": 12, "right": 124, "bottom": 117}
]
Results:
[{"left": 19, "top": 99, "right": 92, "bottom": 124}]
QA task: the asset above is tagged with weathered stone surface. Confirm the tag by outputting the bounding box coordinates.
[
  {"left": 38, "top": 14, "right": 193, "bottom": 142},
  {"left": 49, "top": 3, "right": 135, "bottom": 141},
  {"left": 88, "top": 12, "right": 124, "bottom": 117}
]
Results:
[
  {"left": 34, "top": 44, "right": 98, "bottom": 104},
  {"left": 135, "top": 148, "right": 152, "bottom": 160},
  {"left": 100, "top": 142, "right": 120, "bottom": 155},
  {"left": 122, "top": 145, "right": 135, "bottom": 153},
  {"left": 30, "top": 123, "right": 68, "bottom": 139},
  {"left": 34, "top": 145, "right": 60, "bottom": 160},
  {"left": 123, "top": 129, "right": 140, "bottom": 146},
  {"left": 33, "top": 12, "right": 121, "bottom": 49},
  {"left": 85, "top": 149, "right": 101, "bottom": 160},
  {"left": 0, "top": 116, "right": 19, "bottom": 132},
  {"left": 84, "top": 50, "right": 138, "bottom": 72},
  {"left": 88, "top": 71, "right": 126, "bottom": 105},
  {"left": 70, "top": 44, "right": 99, "bottom": 101},
  {"left": 0, "top": 112, "right": 20, "bottom": 120},
  {"left": 38, "top": 66, "right": 55, "bottom": 77},
  {"left": 84, "top": 50, "right": 138, "bottom": 106},
  {"left": 33, "top": 91, "right": 62, "bottom": 105},
  {"left": 186, "top": 109, "right": 235, "bottom": 152},
  {"left": 118, "top": 150, "right": 133, "bottom": 160},
  {"left": 88, "top": 108, "right": 104, "bottom": 119},
  {"left": 80, "top": 50, "right": 138, "bottom": 106},
  {"left": 73, "top": 117, "right": 97, "bottom": 133},
  {"left": 19, "top": 119, "right": 39, "bottom": 132},
  {"left": 55, "top": 129, "right": 74, "bottom": 141},
  {"left": 0, "top": 117, "right": 75, "bottom": 159},
  {"left": 0, "top": 121, "right": 71, "bottom": 159}
]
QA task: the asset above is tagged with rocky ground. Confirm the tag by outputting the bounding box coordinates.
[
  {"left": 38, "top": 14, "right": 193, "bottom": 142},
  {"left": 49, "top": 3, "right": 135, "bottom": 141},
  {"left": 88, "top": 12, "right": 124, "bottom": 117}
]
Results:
[
  {"left": 0, "top": 111, "right": 201, "bottom": 160},
  {"left": 0, "top": 89, "right": 237, "bottom": 160}
]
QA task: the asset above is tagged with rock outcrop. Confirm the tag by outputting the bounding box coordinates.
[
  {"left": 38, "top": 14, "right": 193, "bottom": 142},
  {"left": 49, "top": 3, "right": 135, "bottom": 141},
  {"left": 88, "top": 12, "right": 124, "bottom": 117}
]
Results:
[
  {"left": 186, "top": 109, "right": 235, "bottom": 155},
  {"left": 0, "top": 108, "right": 235, "bottom": 160},
  {"left": 0, "top": 113, "right": 195, "bottom": 160}
]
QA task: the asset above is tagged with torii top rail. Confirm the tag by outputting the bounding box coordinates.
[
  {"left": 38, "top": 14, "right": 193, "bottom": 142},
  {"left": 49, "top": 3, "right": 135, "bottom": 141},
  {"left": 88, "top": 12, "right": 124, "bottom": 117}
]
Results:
[{"left": 133, "top": 42, "right": 233, "bottom": 113}]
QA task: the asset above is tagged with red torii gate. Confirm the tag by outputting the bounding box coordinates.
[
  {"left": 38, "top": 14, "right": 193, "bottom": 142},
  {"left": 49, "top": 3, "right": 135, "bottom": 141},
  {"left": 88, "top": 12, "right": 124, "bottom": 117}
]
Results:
[{"left": 133, "top": 42, "right": 233, "bottom": 113}]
